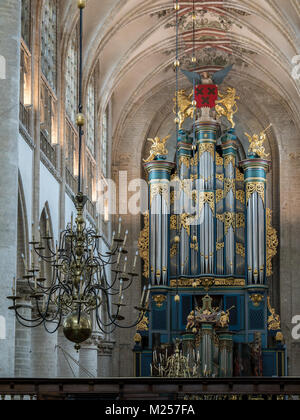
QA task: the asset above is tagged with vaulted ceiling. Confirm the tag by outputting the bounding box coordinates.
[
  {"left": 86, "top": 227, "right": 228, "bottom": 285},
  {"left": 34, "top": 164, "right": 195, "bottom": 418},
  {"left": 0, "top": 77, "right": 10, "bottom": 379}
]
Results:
[{"left": 61, "top": 0, "right": 300, "bottom": 169}]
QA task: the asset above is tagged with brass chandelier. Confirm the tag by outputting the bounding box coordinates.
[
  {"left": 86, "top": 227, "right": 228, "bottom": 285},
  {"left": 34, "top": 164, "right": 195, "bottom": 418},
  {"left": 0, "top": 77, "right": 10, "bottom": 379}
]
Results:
[{"left": 8, "top": 0, "right": 149, "bottom": 350}]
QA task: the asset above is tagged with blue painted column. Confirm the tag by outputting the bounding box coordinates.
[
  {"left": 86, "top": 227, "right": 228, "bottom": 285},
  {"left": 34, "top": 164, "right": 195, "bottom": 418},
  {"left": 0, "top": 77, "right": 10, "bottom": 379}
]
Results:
[
  {"left": 221, "top": 129, "right": 238, "bottom": 276},
  {"left": 144, "top": 159, "right": 176, "bottom": 286},
  {"left": 240, "top": 159, "right": 271, "bottom": 284}
]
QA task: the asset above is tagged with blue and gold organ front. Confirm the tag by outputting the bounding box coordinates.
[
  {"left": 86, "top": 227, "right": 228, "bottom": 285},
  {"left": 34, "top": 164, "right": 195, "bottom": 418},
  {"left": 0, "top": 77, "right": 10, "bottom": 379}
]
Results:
[{"left": 135, "top": 88, "right": 284, "bottom": 378}]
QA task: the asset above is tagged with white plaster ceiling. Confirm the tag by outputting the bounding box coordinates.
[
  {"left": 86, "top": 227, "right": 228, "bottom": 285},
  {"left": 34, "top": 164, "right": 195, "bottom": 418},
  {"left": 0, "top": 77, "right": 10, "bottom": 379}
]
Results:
[{"left": 60, "top": 0, "right": 300, "bottom": 163}]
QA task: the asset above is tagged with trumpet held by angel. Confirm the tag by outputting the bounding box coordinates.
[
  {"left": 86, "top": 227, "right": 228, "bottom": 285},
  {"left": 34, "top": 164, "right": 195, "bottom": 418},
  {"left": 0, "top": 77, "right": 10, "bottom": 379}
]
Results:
[
  {"left": 143, "top": 135, "right": 170, "bottom": 163},
  {"left": 245, "top": 124, "right": 272, "bottom": 159}
]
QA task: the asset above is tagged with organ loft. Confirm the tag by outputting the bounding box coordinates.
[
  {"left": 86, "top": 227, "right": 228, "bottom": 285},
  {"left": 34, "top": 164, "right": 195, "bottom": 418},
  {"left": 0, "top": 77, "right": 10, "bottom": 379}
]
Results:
[{"left": 135, "top": 67, "right": 283, "bottom": 378}]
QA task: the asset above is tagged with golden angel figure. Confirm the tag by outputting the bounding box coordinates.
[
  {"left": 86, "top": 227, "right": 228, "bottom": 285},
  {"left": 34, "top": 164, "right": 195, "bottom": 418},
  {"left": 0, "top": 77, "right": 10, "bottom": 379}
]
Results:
[
  {"left": 143, "top": 135, "right": 170, "bottom": 163},
  {"left": 245, "top": 124, "right": 272, "bottom": 159}
]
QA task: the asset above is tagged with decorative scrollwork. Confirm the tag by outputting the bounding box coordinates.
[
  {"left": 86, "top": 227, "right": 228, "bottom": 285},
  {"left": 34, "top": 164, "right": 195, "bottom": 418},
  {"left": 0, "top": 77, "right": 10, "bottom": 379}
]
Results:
[
  {"left": 266, "top": 208, "right": 278, "bottom": 277},
  {"left": 246, "top": 182, "right": 265, "bottom": 206},
  {"left": 216, "top": 242, "right": 224, "bottom": 251},
  {"left": 136, "top": 314, "right": 149, "bottom": 332},
  {"left": 152, "top": 295, "right": 167, "bottom": 308},
  {"left": 224, "top": 212, "right": 236, "bottom": 234},
  {"left": 170, "top": 243, "right": 178, "bottom": 257},
  {"left": 236, "top": 168, "right": 244, "bottom": 181},
  {"left": 198, "top": 143, "right": 215, "bottom": 158},
  {"left": 216, "top": 174, "right": 224, "bottom": 182},
  {"left": 224, "top": 178, "right": 236, "bottom": 196},
  {"left": 236, "top": 243, "right": 245, "bottom": 257},
  {"left": 236, "top": 213, "right": 245, "bottom": 229},
  {"left": 267, "top": 297, "right": 281, "bottom": 331},
  {"left": 216, "top": 190, "right": 224, "bottom": 203},
  {"left": 216, "top": 154, "right": 224, "bottom": 166},
  {"left": 170, "top": 215, "right": 178, "bottom": 230},
  {"left": 250, "top": 294, "right": 264, "bottom": 308},
  {"left": 138, "top": 212, "right": 149, "bottom": 278},
  {"left": 236, "top": 190, "right": 245, "bottom": 204},
  {"left": 224, "top": 155, "right": 235, "bottom": 167},
  {"left": 199, "top": 192, "right": 215, "bottom": 215},
  {"left": 150, "top": 182, "right": 169, "bottom": 205},
  {"left": 179, "top": 155, "right": 191, "bottom": 168}
]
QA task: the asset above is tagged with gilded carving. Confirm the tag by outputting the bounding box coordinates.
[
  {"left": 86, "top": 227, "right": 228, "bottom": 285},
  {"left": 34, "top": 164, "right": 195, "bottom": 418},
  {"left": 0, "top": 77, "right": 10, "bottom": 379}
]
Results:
[
  {"left": 250, "top": 294, "right": 264, "bottom": 307},
  {"left": 199, "top": 192, "right": 215, "bottom": 215},
  {"left": 236, "top": 168, "right": 244, "bottom": 181},
  {"left": 179, "top": 155, "right": 191, "bottom": 168},
  {"left": 224, "top": 212, "right": 235, "bottom": 234},
  {"left": 170, "top": 243, "right": 178, "bottom": 257},
  {"left": 198, "top": 143, "right": 215, "bottom": 158},
  {"left": 150, "top": 183, "right": 169, "bottom": 205},
  {"left": 170, "top": 215, "right": 178, "bottom": 230},
  {"left": 224, "top": 178, "right": 236, "bottom": 196},
  {"left": 236, "top": 213, "right": 245, "bottom": 229},
  {"left": 245, "top": 124, "right": 271, "bottom": 159},
  {"left": 170, "top": 278, "right": 245, "bottom": 287},
  {"left": 216, "top": 242, "right": 224, "bottom": 251},
  {"left": 216, "top": 154, "right": 224, "bottom": 166},
  {"left": 216, "top": 174, "right": 224, "bottom": 182},
  {"left": 216, "top": 190, "right": 224, "bottom": 203},
  {"left": 138, "top": 212, "right": 149, "bottom": 278},
  {"left": 144, "top": 135, "right": 170, "bottom": 163},
  {"left": 236, "top": 190, "right": 245, "bottom": 204},
  {"left": 236, "top": 243, "right": 245, "bottom": 258},
  {"left": 266, "top": 208, "right": 278, "bottom": 277},
  {"left": 136, "top": 315, "right": 149, "bottom": 332},
  {"left": 267, "top": 297, "right": 281, "bottom": 331},
  {"left": 215, "top": 87, "right": 240, "bottom": 128},
  {"left": 152, "top": 295, "right": 167, "bottom": 308},
  {"left": 224, "top": 155, "right": 235, "bottom": 167},
  {"left": 173, "top": 89, "right": 194, "bottom": 129},
  {"left": 246, "top": 182, "right": 265, "bottom": 206}
]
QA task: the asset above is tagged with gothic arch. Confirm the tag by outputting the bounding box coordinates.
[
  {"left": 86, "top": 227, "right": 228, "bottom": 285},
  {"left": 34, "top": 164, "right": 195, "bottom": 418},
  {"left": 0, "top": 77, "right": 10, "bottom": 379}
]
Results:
[{"left": 17, "top": 172, "right": 29, "bottom": 279}]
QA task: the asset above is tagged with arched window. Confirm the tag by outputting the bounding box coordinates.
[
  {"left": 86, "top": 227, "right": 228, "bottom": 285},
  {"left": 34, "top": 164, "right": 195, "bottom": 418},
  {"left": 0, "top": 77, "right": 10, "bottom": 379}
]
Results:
[
  {"left": 86, "top": 73, "right": 96, "bottom": 156},
  {"left": 101, "top": 108, "right": 108, "bottom": 178},
  {"left": 39, "top": 207, "right": 53, "bottom": 286},
  {"left": 41, "top": 0, "right": 57, "bottom": 92},
  {"left": 21, "top": 0, "right": 31, "bottom": 50},
  {"left": 65, "top": 26, "right": 79, "bottom": 124}
]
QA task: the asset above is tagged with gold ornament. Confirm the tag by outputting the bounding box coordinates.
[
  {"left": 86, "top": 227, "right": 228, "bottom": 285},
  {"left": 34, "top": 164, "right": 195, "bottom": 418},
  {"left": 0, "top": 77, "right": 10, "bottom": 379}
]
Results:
[
  {"left": 236, "top": 213, "right": 245, "bottom": 229},
  {"left": 245, "top": 124, "right": 272, "bottom": 159},
  {"left": 249, "top": 294, "right": 264, "bottom": 307},
  {"left": 173, "top": 90, "right": 194, "bottom": 129},
  {"left": 236, "top": 243, "right": 245, "bottom": 258},
  {"left": 77, "top": 0, "right": 86, "bottom": 9},
  {"left": 236, "top": 190, "right": 245, "bottom": 204},
  {"left": 150, "top": 182, "right": 169, "bottom": 206},
  {"left": 215, "top": 87, "right": 240, "bottom": 128},
  {"left": 175, "top": 295, "right": 180, "bottom": 303},
  {"left": 266, "top": 209, "right": 278, "bottom": 277},
  {"left": 216, "top": 153, "right": 224, "bottom": 166},
  {"left": 199, "top": 192, "right": 215, "bottom": 215},
  {"left": 76, "top": 113, "right": 85, "bottom": 127},
  {"left": 170, "top": 243, "right": 178, "bottom": 257},
  {"left": 246, "top": 182, "right": 265, "bottom": 206},
  {"left": 152, "top": 295, "right": 167, "bottom": 308},
  {"left": 143, "top": 135, "right": 170, "bottom": 163},
  {"left": 63, "top": 311, "right": 92, "bottom": 346},
  {"left": 138, "top": 212, "right": 149, "bottom": 278},
  {"left": 134, "top": 333, "right": 142, "bottom": 343},
  {"left": 174, "top": 235, "right": 180, "bottom": 244},
  {"left": 267, "top": 297, "right": 281, "bottom": 331},
  {"left": 198, "top": 143, "right": 215, "bottom": 158},
  {"left": 224, "top": 178, "right": 236, "bottom": 197},
  {"left": 224, "top": 212, "right": 236, "bottom": 234},
  {"left": 136, "top": 315, "right": 149, "bottom": 332}
]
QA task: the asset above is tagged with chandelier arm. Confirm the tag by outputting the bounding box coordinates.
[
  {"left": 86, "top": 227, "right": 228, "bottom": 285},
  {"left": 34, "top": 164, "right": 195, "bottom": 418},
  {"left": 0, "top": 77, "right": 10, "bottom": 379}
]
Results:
[{"left": 15, "top": 311, "right": 46, "bottom": 328}]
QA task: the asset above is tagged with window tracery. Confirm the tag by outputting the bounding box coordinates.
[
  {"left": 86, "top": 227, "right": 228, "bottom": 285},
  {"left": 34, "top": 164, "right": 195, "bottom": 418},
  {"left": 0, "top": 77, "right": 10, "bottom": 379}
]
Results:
[{"left": 41, "top": 0, "right": 57, "bottom": 92}]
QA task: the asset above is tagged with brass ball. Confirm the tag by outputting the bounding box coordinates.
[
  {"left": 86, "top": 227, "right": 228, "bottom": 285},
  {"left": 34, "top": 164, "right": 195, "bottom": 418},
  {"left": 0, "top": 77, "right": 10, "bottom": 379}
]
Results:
[
  {"left": 191, "top": 56, "right": 197, "bottom": 63},
  {"left": 76, "top": 113, "right": 85, "bottom": 127},
  {"left": 174, "top": 117, "right": 180, "bottom": 125},
  {"left": 174, "top": 236, "right": 180, "bottom": 244},
  {"left": 174, "top": 60, "right": 180, "bottom": 68},
  {"left": 175, "top": 295, "right": 180, "bottom": 303},
  {"left": 192, "top": 145, "right": 197, "bottom": 151},
  {"left": 192, "top": 281, "right": 198, "bottom": 288},
  {"left": 192, "top": 235, "right": 197, "bottom": 243},
  {"left": 192, "top": 100, "right": 197, "bottom": 107},
  {"left": 174, "top": 3, "right": 180, "bottom": 11},
  {"left": 192, "top": 328, "right": 197, "bottom": 334},
  {"left": 63, "top": 311, "right": 92, "bottom": 345},
  {"left": 78, "top": 0, "right": 86, "bottom": 9}
]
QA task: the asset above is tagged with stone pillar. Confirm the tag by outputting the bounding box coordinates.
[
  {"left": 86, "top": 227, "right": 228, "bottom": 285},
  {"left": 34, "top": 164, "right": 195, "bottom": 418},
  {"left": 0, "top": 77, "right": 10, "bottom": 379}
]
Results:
[
  {"left": 31, "top": 319, "right": 57, "bottom": 377},
  {"left": 98, "top": 341, "right": 115, "bottom": 377},
  {"left": 78, "top": 335, "right": 100, "bottom": 378},
  {"left": 57, "top": 328, "right": 79, "bottom": 378},
  {"left": 14, "top": 298, "right": 32, "bottom": 377},
  {"left": 0, "top": 0, "right": 21, "bottom": 377}
]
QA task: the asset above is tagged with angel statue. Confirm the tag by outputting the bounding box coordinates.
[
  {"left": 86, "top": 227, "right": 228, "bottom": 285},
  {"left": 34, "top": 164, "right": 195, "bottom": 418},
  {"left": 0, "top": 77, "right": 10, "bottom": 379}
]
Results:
[
  {"left": 181, "top": 65, "right": 233, "bottom": 86},
  {"left": 245, "top": 124, "right": 272, "bottom": 159},
  {"left": 173, "top": 89, "right": 194, "bottom": 129},
  {"left": 215, "top": 87, "right": 240, "bottom": 128},
  {"left": 143, "top": 135, "right": 170, "bottom": 163}
]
